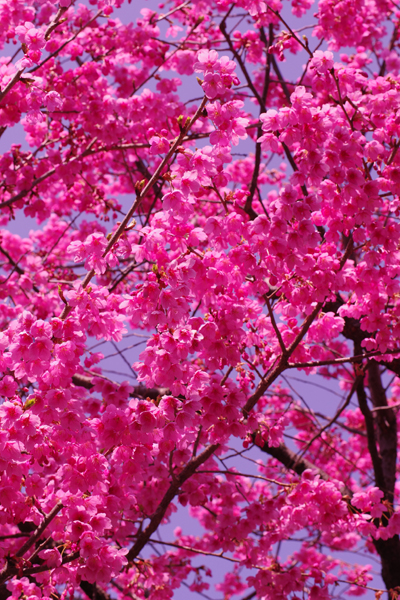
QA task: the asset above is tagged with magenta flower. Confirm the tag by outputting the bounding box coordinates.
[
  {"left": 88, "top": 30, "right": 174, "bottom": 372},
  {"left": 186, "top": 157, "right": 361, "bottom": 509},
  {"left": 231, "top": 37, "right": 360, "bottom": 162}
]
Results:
[{"left": 202, "top": 72, "right": 225, "bottom": 99}]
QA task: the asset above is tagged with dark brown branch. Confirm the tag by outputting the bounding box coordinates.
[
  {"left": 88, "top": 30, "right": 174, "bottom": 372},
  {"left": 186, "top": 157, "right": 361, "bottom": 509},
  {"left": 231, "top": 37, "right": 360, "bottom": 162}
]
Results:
[
  {"left": 15, "top": 503, "right": 63, "bottom": 559},
  {"left": 323, "top": 298, "right": 400, "bottom": 590},
  {"left": 0, "top": 141, "right": 151, "bottom": 214},
  {"left": 0, "top": 137, "right": 98, "bottom": 210},
  {"left": 296, "top": 375, "right": 360, "bottom": 460},
  {"left": 380, "top": 357, "right": 400, "bottom": 377},
  {"left": 0, "top": 246, "right": 39, "bottom": 293},
  {"left": 243, "top": 238, "right": 354, "bottom": 418},
  {"left": 29, "top": 10, "right": 103, "bottom": 74},
  {"left": 286, "top": 349, "right": 400, "bottom": 369},
  {"left": 323, "top": 295, "right": 400, "bottom": 385},
  {"left": 243, "top": 301, "right": 326, "bottom": 417},
  {"left": 60, "top": 97, "right": 208, "bottom": 321},
  {"left": 379, "top": 19, "right": 399, "bottom": 77},
  {"left": 279, "top": 137, "right": 309, "bottom": 198},
  {"left": 108, "top": 260, "right": 140, "bottom": 293},
  {"left": 360, "top": 365, "right": 400, "bottom": 593},
  {"left": 367, "top": 360, "right": 397, "bottom": 504},
  {"left": 266, "top": 4, "right": 313, "bottom": 56},
  {"left": 80, "top": 582, "right": 110, "bottom": 600},
  {"left": 0, "top": 246, "right": 24, "bottom": 275},
  {"left": 0, "top": 502, "right": 63, "bottom": 584},
  {"left": 245, "top": 25, "right": 273, "bottom": 219},
  {"left": 44, "top": 6, "right": 68, "bottom": 39},
  {"left": 220, "top": 19, "right": 266, "bottom": 112},
  {"left": 373, "top": 535, "right": 400, "bottom": 592},
  {"left": 355, "top": 370, "right": 386, "bottom": 494},
  {"left": 134, "top": 156, "right": 165, "bottom": 227},
  {"left": 0, "top": 69, "right": 25, "bottom": 104},
  {"left": 270, "top": 54, "right": 292, "bottom": 104},
  {"left": 72, "top": 373, "right": 169, "bottom": 400},
  {"left": 240, "top": 592, "right": 257, "bottom": 600},
  {"left": 0, "top": 587, "right": 10, "bottom": 600},
  {"left": 264, "top": 294, "right": 286, "bottom": 353},
  {"left": 126, "top": 443, "right": 218, "bottom": 561},
  {"left": 22, "top": 549, "right": 79, "bottom": 576},
  {"left": 258, "top": 432, "right": 400, "bottom": 592},
  {"left": 258, "top": 440, "right": 352, "bottom": 497}
]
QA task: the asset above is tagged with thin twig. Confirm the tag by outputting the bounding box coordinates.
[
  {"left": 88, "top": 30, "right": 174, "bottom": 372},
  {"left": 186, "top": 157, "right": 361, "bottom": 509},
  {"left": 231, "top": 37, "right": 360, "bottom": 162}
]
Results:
[
  {"left": 242, "top": 237, "right": 354, "bottom": 417},
  {"left": 295, "top": 375, "right": 361, "bottom": 460},
  {"left": 266, "top": 5, "right": 313, "bottom": 57},
  {"left": 29, "top": 10, "right": 103, "bottom": 74},
  {"left": 60, "top": 96, "right": 208, "bottom": 320},
  {"left": 156, "top": 0, "right": 190, "bottom": 22},
  {"left": 197, "top": 469, "right": 291, "bottom": 486},
  {"left": 148, "top": 538, "right": 241, "bottom": 563},
  {"left": 220, "top": 13, "right": 266, "bottom": 111},
  {"left": 0, "top": 69, "right": 25, "bottom": 104},
  {"left": 264, "top": 294, "right": 286, "bottom": 354},
  {"left": 0, "top": 136, "right": 98, "bottom": 210}
]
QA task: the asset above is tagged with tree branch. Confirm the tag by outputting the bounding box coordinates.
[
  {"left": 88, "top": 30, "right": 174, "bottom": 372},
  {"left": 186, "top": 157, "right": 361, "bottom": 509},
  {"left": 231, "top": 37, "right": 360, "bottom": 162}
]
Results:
[
  {"left": 245, "top": 25, "right": 273, "bottom": 219},
  {"left": 355, "top": 369, "right": 386, "bottom": 496},
  {"left": 220, "top": 18, "right": 266, "bottom": 112},
  {"left": 60, "top": 96, "right": 208, "bottom": 321},
  {"left": 243, "top": 238, "right": 354, "bottom": 417},
  {"left": 264, "top": 294, "right": 286, "bottom": 353},
  {"left": 0, "top": 502, "right": 63, "bottom": 584},
  {"left": 0, "top": 136, "right": 98, "bottom": 210},
  {"left": 126, "top": 443, "right": 218, "bottom": 561},
  {"left": 258, "top": 440, "right": 352, "bottom": 497},
  {"left": 367, "top": 360, "right": 397, "bottom": 504},
  {"left": 296, "top": 375, "right": 361, "bottom": 460},
  {"left": 72, "top": 373, "right": 169, "bottom": 400}
]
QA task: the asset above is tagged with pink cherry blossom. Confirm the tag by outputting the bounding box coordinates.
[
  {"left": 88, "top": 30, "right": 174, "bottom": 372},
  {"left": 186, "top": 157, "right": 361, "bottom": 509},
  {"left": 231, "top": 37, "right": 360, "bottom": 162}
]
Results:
[
  {"left": 194, "top": 49, "right": 219, "bottom": 73},
  {"left": 311, "top": 50, "right": 334, "bottom": 74},
  {"left": 202, "top": 72, "right": 225, "bottom": 99}
]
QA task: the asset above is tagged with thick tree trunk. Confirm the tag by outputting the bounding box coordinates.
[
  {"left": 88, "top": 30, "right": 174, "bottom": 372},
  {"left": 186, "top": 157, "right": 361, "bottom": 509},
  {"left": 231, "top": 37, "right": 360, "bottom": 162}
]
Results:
[
  {"left": 373, "top": 536, "right": 400, "bottom": 590},
  {"left": 259, "top": 308, "right": 400, "bottom": 594}
]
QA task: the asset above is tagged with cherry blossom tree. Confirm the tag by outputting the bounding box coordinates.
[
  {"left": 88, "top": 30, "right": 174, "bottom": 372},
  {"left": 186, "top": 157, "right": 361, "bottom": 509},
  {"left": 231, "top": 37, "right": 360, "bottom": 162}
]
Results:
[{"left": 2, "top": 0, "right": 400, "bottom": 598}]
